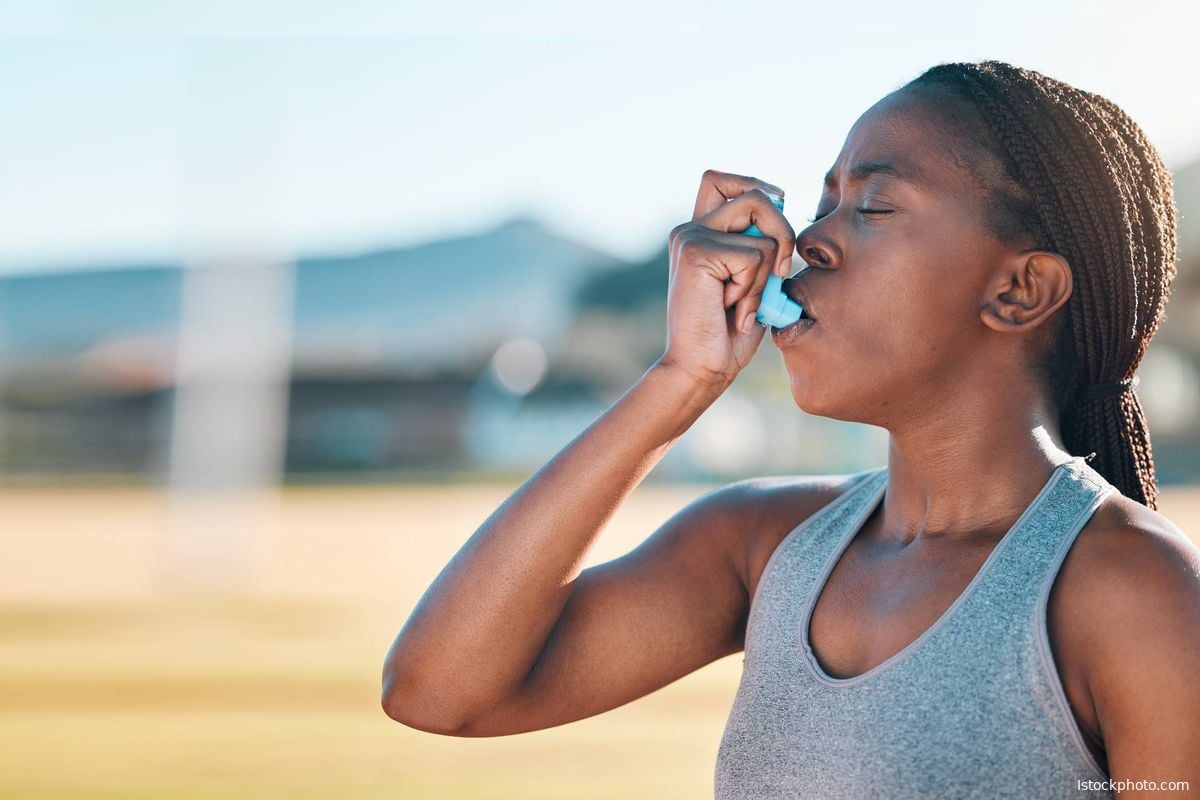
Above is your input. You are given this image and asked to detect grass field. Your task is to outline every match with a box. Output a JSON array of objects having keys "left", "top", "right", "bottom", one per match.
[{"left": 2, "top": 481, "right": 1198, "bottom": 798}]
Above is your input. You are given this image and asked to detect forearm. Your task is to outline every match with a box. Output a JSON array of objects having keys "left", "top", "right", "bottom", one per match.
[{"left": 381, "top": 359, "right": 725, "bottom": 729}]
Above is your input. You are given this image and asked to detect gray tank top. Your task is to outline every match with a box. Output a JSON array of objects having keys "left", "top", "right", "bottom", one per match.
[{"left": 715, "top": 455, "right": 1117, "bottom": 799}]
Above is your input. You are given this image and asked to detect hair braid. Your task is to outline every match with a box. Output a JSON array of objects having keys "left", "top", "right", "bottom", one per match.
[{"left": 903, "top": 61, "right": 1179, "bottom": 509}]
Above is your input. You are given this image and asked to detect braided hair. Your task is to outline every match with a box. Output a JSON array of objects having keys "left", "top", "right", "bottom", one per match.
[{"left": 899, "top": 61, "right": 1178, "bottom": 510}]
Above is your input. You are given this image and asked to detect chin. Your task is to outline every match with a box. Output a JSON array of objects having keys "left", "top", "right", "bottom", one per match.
[
  {"left": 787, "top": 374, "right": 827, "bottom": 416},
  {"left": 787, "top": 376, "right": 868, "bottom": 425}
]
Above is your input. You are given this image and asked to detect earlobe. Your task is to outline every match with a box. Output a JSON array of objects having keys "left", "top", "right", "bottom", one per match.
[{"left": 980, "top": 251, "right": 1073, "bottom": 334}]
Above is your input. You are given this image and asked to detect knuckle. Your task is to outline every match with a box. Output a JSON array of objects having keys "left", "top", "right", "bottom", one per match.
[
  {"left": 668, "top": 222, "right": 689, "bottom": 247},
  {"left": 678, "top": 236, "right": 703, "bottom": 260},
  {"left": 747, "top": 185, "right": 769, "bottom": 199}
]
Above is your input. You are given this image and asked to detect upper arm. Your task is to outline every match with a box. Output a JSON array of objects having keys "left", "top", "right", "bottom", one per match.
[
  {"left": 453, "top": 474, "right": 846, "bottom": 738},
  {"left": 1085, "top": 519, "right": 1200, "bottom": 793}
]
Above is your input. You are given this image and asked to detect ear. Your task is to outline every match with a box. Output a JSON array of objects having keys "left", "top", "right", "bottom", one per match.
[{"left": 979, "top": 250, "right": 1073, "bottom": 334}]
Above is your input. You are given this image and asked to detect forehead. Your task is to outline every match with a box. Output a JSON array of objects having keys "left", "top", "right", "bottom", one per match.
[{"left": 823, "top": 90, "right": 972, "bottom": 194}]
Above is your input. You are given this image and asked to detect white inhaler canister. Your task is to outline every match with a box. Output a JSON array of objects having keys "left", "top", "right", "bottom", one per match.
[{"left": 744, "top": 190, "right": 804, "bottom": 328}]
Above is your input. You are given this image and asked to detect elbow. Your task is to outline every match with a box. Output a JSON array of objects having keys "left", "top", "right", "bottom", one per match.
[
  {"left": 380, "top": 694, "right": 465, "bottom": 736},
  {"left": 380, "top": 673, "right": 470, "bottom": 736}
]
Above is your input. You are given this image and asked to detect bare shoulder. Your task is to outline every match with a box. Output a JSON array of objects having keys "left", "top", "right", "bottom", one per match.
[
  {"left": 703, "top": 471, "right": 876, "bottom": 607},
  {"left": 1054, "top": 492, "right": 1200, "bottom": 652},
  {"left": 1051, "top": 491, "right": 1200, "bottom": 779},
  {"left": 1057, "top": 492, "right": 1200, "bottom": 617}
]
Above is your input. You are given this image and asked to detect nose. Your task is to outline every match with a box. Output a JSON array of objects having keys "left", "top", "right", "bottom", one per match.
[
  {"left": 796, "top": 228, "right": 836, "bottom": 268},
  {"left": 798, "top": 241, "right": 832, "bottom": 267}
]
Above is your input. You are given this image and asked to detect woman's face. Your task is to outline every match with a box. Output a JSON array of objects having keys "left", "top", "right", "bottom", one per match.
[{"left": 775, "top": 88, "right": 1020, "bottom": 426}]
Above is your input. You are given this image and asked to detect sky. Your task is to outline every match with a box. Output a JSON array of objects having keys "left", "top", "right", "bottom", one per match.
[{"left": 1, "top": 0, "right": 1198, "bottom": 273}]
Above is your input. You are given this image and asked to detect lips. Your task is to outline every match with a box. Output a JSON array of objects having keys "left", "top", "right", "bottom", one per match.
[{"left": 782, "top": 278, "right": 817, "bottom": 322}]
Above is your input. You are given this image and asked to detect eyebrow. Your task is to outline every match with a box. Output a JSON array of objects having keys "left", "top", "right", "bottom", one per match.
[{"left": 823, "top": 161, "right": 920, "bottom": 189}]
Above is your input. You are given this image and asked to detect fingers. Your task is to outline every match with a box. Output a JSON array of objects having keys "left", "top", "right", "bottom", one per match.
[
  {"left": 671, "top": 228, "right": 769, "bottom": 292},
  {"left": 669, "top": 170, "right": 793, "bottom": 338},
  {"left": 693, "top": 169, "right": 785, "bottom": 223},
  {"left": 697, "top": 188, "right": 796, "bottom": 277},
  {"left": 669, "top": 225, "right": 775, "bottom": 335},
  {"left": 729, "top": 245, "right": 773, "bottom": 334},
  {"left": 706, "top": 231, "right": 773, "bottom": 310}
]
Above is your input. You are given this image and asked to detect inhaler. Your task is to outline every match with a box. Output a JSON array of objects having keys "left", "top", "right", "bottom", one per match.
[{"left": 743, "top": 190, "right": 805, "bottom": 329}]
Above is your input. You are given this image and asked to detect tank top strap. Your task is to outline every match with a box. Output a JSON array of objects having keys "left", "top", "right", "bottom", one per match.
[
  {"left": 742, "top": 466, "right": 887, "bottom": 668},
  {"left": 952, "top": 455, "right": 1119, "bottom": 629}
]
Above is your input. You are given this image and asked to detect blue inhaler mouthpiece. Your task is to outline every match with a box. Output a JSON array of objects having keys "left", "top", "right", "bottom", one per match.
[
  {"left": 742, "top": 190, "right": 804, "bottom": 329},
  {"left": 756, "top": 272, "right": 804, "bottom": 328}
]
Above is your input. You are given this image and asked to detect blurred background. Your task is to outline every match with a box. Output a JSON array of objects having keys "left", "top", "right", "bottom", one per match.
[{"left": 2, "top": 2, "right": 1199, "bottom": 798}]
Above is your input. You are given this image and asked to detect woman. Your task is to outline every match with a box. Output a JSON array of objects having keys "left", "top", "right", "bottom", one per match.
[{"left": 383, "top": 61, "right": 1200, "bottom": 797}]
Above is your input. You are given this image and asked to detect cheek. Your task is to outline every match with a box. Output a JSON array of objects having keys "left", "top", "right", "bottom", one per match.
[
  {"left": 840, "top": 268, "right": 931, "bottom": 361},
  {"left": 858, "top": 229, "right": 984, "bottom": 356},
  {"left": 778, "top": 226, "right": 985, "bottom": 409},
  {"left": 859, "top": 279, "right": 973, "bottom": 370},
  {"left": 790, "top": 274, "right": 965, "bottom": 397}
]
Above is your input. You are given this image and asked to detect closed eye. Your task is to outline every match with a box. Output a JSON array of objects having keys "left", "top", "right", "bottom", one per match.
[{"left": 806, "top": 208, "right": 894, "bottom": 222}]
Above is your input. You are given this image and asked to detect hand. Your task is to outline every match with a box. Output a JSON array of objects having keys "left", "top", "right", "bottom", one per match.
[{"left": 658, "top": 170, "right": 795, "bottom": 389}]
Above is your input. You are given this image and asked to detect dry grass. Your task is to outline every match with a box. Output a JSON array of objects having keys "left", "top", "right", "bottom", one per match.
[
  {"left": 0, "top": 483, "right": 740, "bottom": 799},
  {"left": 1, "top": 481, "right": 1197, "bottom": 798}
]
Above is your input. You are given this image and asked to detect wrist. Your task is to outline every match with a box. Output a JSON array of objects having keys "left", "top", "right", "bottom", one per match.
[{"left": 650, "top": 356, "right": 733, "bottom": 399}]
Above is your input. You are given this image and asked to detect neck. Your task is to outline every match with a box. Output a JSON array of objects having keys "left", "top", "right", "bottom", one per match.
[{"left": 877, "top": 383, "right": 1071, "bottom": 547}]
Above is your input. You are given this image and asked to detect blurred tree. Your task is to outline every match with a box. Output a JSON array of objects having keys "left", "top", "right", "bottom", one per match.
[{"left": 573, "top": 246, "right": 669, "bottom": 312}]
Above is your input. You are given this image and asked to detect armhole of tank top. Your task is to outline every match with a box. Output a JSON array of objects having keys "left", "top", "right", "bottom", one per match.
[
  {"left": 748, "top": 467, "right": 884, "bottom": 614},
  {"left": 1033, "top": 483, "right": 1117, "bottom": 783}
]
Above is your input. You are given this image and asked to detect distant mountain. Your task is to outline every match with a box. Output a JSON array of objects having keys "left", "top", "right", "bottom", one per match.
[
  {"left": 293, "top": 217, "right": 625, "bottom": 372},
  {"left": 0, "top": 265, "right": 181, "bottom": 357},
  {"left": 574, "top": 245, "right": 669, "bottom": 314},
  {"left": 1, "top": 158, "right": 1195, "bottom": 378},
  {"left": 0, "top": 217, "right": 629, "bottom": 373}
]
